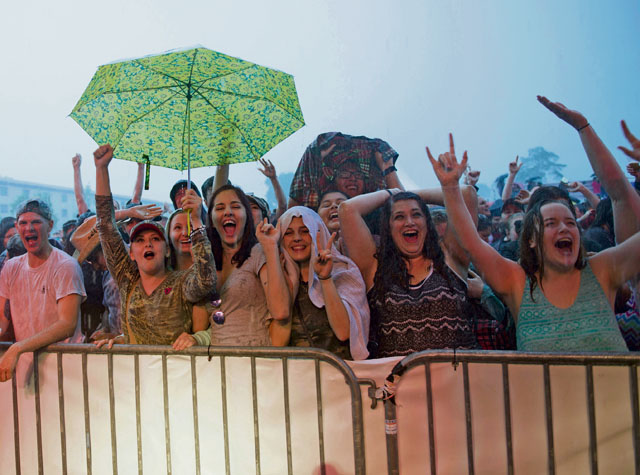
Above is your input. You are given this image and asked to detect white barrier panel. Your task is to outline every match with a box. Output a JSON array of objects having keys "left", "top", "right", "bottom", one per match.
[{"left": 1, "top": 347, "right": 638, "bottom": 474}]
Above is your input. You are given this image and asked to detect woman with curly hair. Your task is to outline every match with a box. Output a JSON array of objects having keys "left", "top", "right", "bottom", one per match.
[
  {"left": 429, "top": 134, "right": 636, "bottom": 352},
  {"left": 339, "top": 187, "right": 477, "bottom": 358}
]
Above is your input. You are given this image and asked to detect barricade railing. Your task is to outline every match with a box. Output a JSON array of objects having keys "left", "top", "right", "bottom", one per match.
[
  {"left": 379, "top": 350, "right": 640, "bottom": 475},
  {"left": 0, "top": 343, "right": 366, "bottom": 475}
]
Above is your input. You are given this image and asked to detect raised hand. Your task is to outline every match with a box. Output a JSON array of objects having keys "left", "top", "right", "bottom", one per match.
[
  {"left": 320, "top": 143, "right": 337, "bottom": 160},
  {"left": 256, "top": 218, "right": 281, "bottom": 248},
  {"left": 180, "top": 189, "right": 203, "bottom": 214},
  {"left": 537, "top": 95, "right": 589, "bottom": 131},
  {"left": 426, "top": 133, "right": 468, "bottom": 187},
  {"left": 93, "top": 144, "right": 114, "bottom": 168},
  {"left": 466, "top": 169, "right": 481, "bottom": 186},
  {"left": 258, "top": 158, "right": 277, "bottom": 179},
  {"left": 567, "top": 181, "right": 585, "bottom": 193},
  {"left": 72, "top": 153, "right": 82, "bottom": 169},
  {"left": 128, "top": 203, "right": 163, "bottom": 221},
  {"left": 508, "top": 156, "right": 522, "bottom": 175},
  {"left": 619, "top": 120, "right": 640, "bottom": 162},
  {"left": 312, "top": 231, "right": 337, "bottom": 280},
  {"left": 515, "top": 188, "right": 531, "bottom": 205},
  {"left": 627, "top": 163, "right": 640, "bottom": 179}
]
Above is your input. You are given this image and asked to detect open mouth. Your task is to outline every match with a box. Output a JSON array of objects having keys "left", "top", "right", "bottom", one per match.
[
  {"left": 329, "top": 211, "right": 339, "bottom": 221},
  {"left": 403, "top": 230, "right": 419, "bottom": 243},
  {"left": 143, "top": 250, "right": 155, "bottom": 259},
  {"left": 554, "top": 238, "right": 573, "bottom": 253},
  {"left": 222, "top": 220, "right": 237, "bottom": 237},
  {"left": 24, "top": 235, "right": 38, "bottom": 243}
]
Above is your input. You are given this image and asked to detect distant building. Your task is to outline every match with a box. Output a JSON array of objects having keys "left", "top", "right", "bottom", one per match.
[{"left": 0, "top": 176, "right": 143, "bottom": 232}]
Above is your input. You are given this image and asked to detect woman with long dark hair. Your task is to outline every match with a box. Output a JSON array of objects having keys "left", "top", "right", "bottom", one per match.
[
  {"left": 429, "top": 135, "right": 637, "bottom": 352},
  {"left": 192, "top": 183, "right": 290, "bottom": 346},
  {"left": 339, "top": 188, "right": 477, "bottom": 357}
]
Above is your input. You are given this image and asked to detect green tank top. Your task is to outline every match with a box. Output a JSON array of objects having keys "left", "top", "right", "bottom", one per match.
[{"left": 517, "top": 262, "right": 627, "bottom": 352}]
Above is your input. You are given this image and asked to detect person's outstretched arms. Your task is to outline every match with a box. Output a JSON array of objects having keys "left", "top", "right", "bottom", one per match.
[
  {"left": 567, "top": 181, "right": 600, "bottom": 209},
  {"left": 258, "top": 158, "right": 286, "bottom": 220},
  {"left": 502, "top": 156, "right": 521, "bottom": 202},
  {"left": 428, "top": 134, "right": 524, "bottom": 315},
  {"left": 72, "top": 153, "right": 89, "bottom": 215},
  {"left": 538, "top": 96, "right": 640, "bottom": 243}
]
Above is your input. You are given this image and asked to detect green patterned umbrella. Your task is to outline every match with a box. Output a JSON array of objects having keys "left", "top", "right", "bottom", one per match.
[{"left": 70, "top": 46, "right": 305, "bottom": 184}]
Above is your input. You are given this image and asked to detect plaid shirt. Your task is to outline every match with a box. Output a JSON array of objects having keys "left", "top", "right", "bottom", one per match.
[{"left": 289, "top": 132, "right": 398, "bottom": 209}]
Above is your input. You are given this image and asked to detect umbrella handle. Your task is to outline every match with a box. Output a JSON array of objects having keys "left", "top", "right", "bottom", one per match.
[{"left": 187, "top": 209, "right": 191, "bottom": 234}]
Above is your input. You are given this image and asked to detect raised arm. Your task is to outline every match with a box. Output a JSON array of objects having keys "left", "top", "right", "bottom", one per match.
[
  {"left": 0, "top": 293, "right": 81, "bottom": 382},
  {"left": 538, "top": 96, "right": 640, "bottom": 244},
  {"left": 258, "top": 158, "right": 287, "bottom": 220},
  {"left": 180, "top": 189, "right": 216, "bottom": 302},
  {"left": 338, "top": 189, "right": 395, "bottom": 288},
  {"left": 374, "top": 151, "right": 405, "bottom": 191},
  {"left": 427, "top": 135, "right": 524, "bottom": 312},
  {"left": 502, "top": 156, "right": 521, "bottom": 202},
  {"left": 567, "top": 181, "right": 600, "bottom": 209},
  {"left": 72, "top": 154, "right": 89, "bottom": 215},
  {"left": 256, "top": 219, "right": 291, "bottom": 321},
  {"left": 131, "top": 163, "right": 145, "bottom": 204},
  {"left": 212, "top": 164, "right": 229, "bottom": 195}
]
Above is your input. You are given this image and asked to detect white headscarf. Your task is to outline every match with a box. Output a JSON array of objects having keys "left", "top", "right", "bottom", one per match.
[{"left": 279, "top": 206, "right": 370, "bottom": 360}]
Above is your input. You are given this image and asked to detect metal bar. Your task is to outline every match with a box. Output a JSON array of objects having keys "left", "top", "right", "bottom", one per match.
[
  {"left": 250, "top": 356, "right": 261, "bottom": 475},
  {"left": 315, "top": 359, "right": 326, "bottom": 475},
  {"left": 57, "top": 353, "right": 68, "bottom": 475},
  {"left": 586, "top": 365, "right": 598, "bottom": 475},
  {"left": 162, "top": 355, "right": 172, "bottom": 474},
  {"left": 134, "top": 354, "right": 143, "bottom": 475},
  {"left": 463, "top": 362, "right": 475, "bottom": 475},
  {"left": 543, "top": 363, "right": 555, "bottom": 475},
  {"left": 191, "top": 356, "right": 201, "bottom": 475},
  {"left": 12, "top": 363, "right": 21, "bottom": 475},
  {"left": 629, "top": 364, "right": 640, "bottom": 473},
  {"left": 82, "top": 353, "right": 92, "bottom": 475},
  {"left": 220, "top": 356, "right": 230, "bottom": 475},
  {"left": 384, "top": 399, "right": 399, "bottom": 475},
  {"left": 34, "top": 352, "right": 43, "bottom": 475},
  {"left": 108, "top": 354, "right": 118, "bottom": 475},
  {"left": 282, "top": 357, "right": 293, "bottom": 475},
  {"left": 425, "top": 362, "right": 437, "bottom": 475},
  {"left": 502, "top": 363, "right": 514, "bottom": 475}
]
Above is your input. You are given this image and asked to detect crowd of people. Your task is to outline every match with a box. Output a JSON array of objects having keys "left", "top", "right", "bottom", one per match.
[{"left": 1, "top": 96, "right": 640, "bottom": 381}]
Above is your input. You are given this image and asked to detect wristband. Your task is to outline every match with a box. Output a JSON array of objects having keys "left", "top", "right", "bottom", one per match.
[
  {"left": 577, "top": 123, "right": 590, "bottom": 132},
  {"left": 190, "top": 225, "right": 206, "bottom": 238},
  {"left": 382, "top": 165, "right": 397, "bottom": 176},
  {"left": 317, "top": 274, "right": 332, "bottom": 281},
  {"left": 385, "top": 189, "right": 393, "bottom": 197}
]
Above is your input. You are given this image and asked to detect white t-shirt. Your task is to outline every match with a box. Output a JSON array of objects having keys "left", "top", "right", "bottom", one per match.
[{"left": 0, "top": 248, "right": 86, "bottom": 343}]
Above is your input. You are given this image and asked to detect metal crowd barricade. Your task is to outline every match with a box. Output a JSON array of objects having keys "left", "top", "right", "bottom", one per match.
[
  {"left": 0, "top": 343, "right": 366, "bottom": 475},
  {"left": 380, "top": 350, "right": 640, "bottom": 475}
]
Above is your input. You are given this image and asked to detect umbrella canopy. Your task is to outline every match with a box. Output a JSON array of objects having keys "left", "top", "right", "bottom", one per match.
[{"left": 70, "top": 47, "right": 305, "bottom": 171}]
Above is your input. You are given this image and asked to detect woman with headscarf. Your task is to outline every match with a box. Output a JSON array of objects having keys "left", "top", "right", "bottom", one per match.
[{"left": 278, "top": 207, "right": 369, "bottom": 360}]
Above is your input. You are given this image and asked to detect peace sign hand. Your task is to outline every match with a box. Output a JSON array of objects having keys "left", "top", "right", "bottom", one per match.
[
  {"left": 426, "top": 133, "right": 468, "bottom": 187},
  {"left": 619, "top": 120, "right": 640, "bottom": 162},
  {"left": 256, "top": 218, "right": 281, "bottom": 249},
  {"left": 508, "top": 156, "right": 522, "bottom": 176},
  {"left": 312, "top": 231, "right": 337, "bottom": 281}
]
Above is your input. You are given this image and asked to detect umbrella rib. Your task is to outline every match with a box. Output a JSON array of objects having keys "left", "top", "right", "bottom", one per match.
[
  {"left": 95, "top": 85, "right": 185, "bottom": 97},
  {"left": 191, "top": 88, "right": 261, "bottom": 161},
  {"left": 194, "top": 85, "right": 304, "bottom": 122},
  {"left": 181, "top": 49, "right": 199, "bottom": 171}
]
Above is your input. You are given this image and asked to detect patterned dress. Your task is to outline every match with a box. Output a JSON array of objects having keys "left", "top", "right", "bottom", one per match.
[{"left": 367, "top": 266, "right": 477, "bottom": 357}]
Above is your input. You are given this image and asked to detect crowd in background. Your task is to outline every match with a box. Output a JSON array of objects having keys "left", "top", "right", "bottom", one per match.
[{"left": 1, "top": 96, "right": 640, "bottom": 381}]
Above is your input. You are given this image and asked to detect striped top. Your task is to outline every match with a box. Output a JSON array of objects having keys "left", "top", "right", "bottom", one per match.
[{"left": 517, "top": 262, "right": 627, "bottom": 352}]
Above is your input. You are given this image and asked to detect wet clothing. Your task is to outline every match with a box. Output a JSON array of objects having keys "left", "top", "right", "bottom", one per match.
[
  {"left": 517, "top": 262, "right": 627, "bottom": 352},
  {"left": 289, "top": 132, "right": 398, "bottom": 209},
  {"left": 368, "top": 265, "right": 477, "bottom": 358},
  {"left": 0, "top": 248, "right": 85, "bottom": 343},
  {"left": 290, "top": 281, "right": 350, "bottom": 360},
  {"left": 96, "top": 195, "right": 215, "bottom": 345}
]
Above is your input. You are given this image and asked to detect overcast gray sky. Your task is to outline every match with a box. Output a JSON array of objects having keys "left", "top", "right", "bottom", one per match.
[{"left": 1, "top": 0, "right": 639, "bottom": 205}]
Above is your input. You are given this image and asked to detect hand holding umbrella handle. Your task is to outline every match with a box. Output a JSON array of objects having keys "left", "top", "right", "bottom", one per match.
[{"left": 181, "top": 189, "right": 203, "bottom": 231}]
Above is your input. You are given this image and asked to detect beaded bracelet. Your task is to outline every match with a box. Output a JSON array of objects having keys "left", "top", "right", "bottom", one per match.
[{"left": 189, "top": 225, "right": 206, "bottom": 238}]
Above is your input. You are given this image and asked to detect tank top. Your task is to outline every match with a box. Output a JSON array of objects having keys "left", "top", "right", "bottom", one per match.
[{"left": 517, "top": 262, "right": 627, "bottom": 352}]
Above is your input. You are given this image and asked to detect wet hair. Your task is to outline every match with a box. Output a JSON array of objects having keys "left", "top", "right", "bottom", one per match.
[
  {"left": 519, "top": 199, "right": 586, "bottom": 300},
  {"left": 526, "top": 185, "right": 574, "bottom": 214},
  {"left": 370, "top": 192, "right": 447, "bottom": 302},
  {"left": 591, "top": 198, "right": 614, "bottom": 240},
  {"left": 206, "top": 184, "right": 256, "bottom": 270}
]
